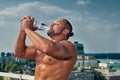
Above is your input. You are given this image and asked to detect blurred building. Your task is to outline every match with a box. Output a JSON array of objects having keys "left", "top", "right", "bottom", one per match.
[
  {"left": 76, "top": 55, "right": 99, "bottom": 68},
  {"left": 69, "top": 70, "right": 94, "bottom": 80},
  {"left": 74, "top": 41, "right": 85, "bottom": 55}
]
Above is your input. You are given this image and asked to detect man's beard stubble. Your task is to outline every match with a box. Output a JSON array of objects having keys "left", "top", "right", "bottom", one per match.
[{"left": 47, "top": 29, "right": 62, "bottom": 37}]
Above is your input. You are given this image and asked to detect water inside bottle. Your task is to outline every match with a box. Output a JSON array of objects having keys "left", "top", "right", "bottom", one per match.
[{"left": 34, "top": 21, "right": 49, "bottom": 31}]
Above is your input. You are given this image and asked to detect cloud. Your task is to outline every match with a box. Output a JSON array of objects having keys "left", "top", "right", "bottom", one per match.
[
  {"left": 77, "top": 0, "right": 90, "bottom": 6},
  {"left": 105, "top": 24, "right": 120, "bottom": 33},
  {"left": 84, "top": 19, "right": 120, "bottom": 36},
  {"left": 0, "top": 1, "right": 70, "bottom": 17},
  {"left": 0, "top": 1, "right": 73, "bottom": 28},
  {"left": 0, "top": 1, "right": 85, "bottom": 31}
]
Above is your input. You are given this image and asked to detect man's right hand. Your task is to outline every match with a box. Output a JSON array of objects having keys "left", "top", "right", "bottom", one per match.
[{"left": 20, "top": 16, "right": 37, "bottom": 32}]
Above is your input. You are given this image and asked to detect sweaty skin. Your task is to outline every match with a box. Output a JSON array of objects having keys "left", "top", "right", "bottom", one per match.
[{"left": 14, "top": 16, "right": 77, "bottom": 80}]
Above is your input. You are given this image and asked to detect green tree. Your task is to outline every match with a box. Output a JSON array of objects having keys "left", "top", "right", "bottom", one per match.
[
  {"left": 5, "top": 64, "right": 11, "bottom": 72},
  {"left": 4, "top": 58, "right": 22, "bottom": 72},
  {"left": 0, "top": 76, "right": 3, "bottom": 80},
  {"left": 10, "top": 64, "right": 18, "bottom": 72}
]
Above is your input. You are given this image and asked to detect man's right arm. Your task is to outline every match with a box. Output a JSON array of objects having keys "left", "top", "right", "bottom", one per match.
[{"left": 14, "top": 31, "right": 37, "bottom": 60}]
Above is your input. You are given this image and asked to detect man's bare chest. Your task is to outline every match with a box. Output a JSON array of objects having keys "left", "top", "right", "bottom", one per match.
[{"left": 35, "top": 50, "right": 58, "bottom": 65}]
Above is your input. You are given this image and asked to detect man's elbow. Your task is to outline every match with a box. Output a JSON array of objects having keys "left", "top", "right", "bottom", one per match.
[
  {"left": 14, "top": 46, "right": 27, "bottom": 57},
  {"left": 14, "top": 50, "right": 20, "bottom": 57},
  {"left": 13, "top": 49, "right": 24, "bottom": 57},
  {"left": 13, "top": 49, "right": 18, "bottom": 56}
]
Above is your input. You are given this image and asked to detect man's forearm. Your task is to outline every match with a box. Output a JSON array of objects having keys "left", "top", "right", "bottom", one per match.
[
  {"left": 25, "top": 28, "right": 52, "bottom": 53},
  {"left": 14, "top": 31, "right": 27, "bottom": 54}
]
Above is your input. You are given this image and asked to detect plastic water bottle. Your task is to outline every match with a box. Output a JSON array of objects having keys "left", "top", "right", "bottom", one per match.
[{"left": 34, "top": 20, "right": 49, "bottom": 31}]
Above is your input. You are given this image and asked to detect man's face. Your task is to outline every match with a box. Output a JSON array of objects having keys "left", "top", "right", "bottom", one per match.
[{"left": 47, "top": 19, "right": 66, "bottom": 37}]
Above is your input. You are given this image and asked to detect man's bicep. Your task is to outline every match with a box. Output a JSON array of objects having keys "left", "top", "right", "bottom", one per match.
[{"left": 20, "top": 45, "right": 37, "bottom": 60}]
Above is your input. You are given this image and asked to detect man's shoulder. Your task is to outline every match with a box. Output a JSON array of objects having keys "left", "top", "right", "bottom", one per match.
[
  {"left": 60, "top": 40, "right": 76, "bottom": 49},
  {"left": 60, "top": 40, "right": 77, "bottom": 54},
  {"left": 60, "top": 40, "right": 74, "bottom": 45}
]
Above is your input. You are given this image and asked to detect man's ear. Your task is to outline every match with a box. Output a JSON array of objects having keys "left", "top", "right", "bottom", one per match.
[{"left": 63, "top": 29, "right": 70, "bottom": 35}]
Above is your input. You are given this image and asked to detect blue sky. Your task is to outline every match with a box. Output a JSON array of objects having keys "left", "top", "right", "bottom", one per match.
[{"left": 0, "top": 0, "right": 120, "bottom": 53}]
